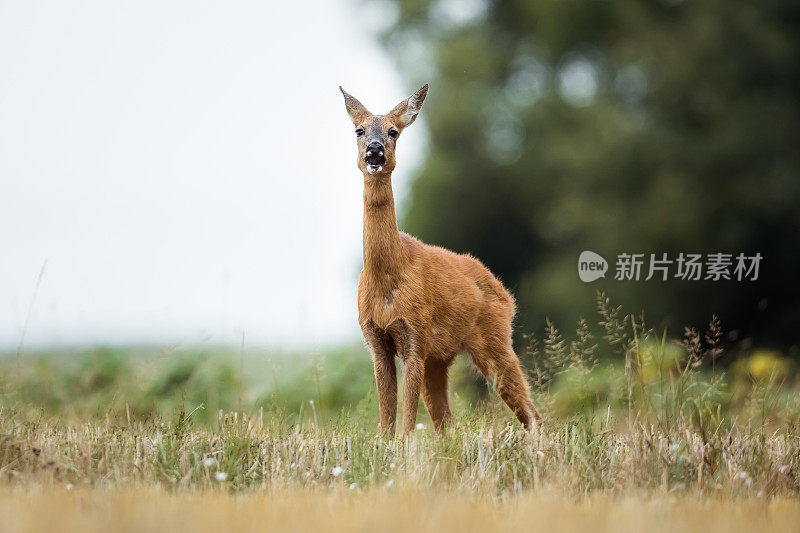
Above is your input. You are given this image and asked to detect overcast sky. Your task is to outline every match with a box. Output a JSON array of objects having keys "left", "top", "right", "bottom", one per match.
[{"left": 0, "top": 1, "right": 425, "bottom": 350}]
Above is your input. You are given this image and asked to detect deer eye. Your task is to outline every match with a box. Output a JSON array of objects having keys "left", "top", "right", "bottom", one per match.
[
  {"left": 388, "top": 129, "right": 399, "bottom": 139},
  {"left": 355, "top": 128, "right": 365, "bottom": 137}
]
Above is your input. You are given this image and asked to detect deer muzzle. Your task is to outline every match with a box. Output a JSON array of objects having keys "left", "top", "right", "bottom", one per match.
[{"left": 365, "top": 142, "right": 386, "bottom": 174}]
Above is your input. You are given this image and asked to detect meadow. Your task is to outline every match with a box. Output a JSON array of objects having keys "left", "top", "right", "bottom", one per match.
[{"left": 2, "top": 294, "right": 799, "bottom": 531}]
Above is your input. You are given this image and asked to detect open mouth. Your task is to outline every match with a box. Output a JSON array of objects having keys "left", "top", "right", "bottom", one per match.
[{"left": 365, "top": 153, "right": 385, "bottom": 174}]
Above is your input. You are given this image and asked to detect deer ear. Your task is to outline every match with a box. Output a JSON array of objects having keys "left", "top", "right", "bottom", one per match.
[
  {"left": 340, "top": 86, "right": 371, "bottom": 125},
  {"left": 388, "top": 84, "right": 428, "bottom": 129}
]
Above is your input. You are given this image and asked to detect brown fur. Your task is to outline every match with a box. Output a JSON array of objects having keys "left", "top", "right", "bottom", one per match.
[{"left": 340, "top": 85, "right": 542, "bottom": 436}]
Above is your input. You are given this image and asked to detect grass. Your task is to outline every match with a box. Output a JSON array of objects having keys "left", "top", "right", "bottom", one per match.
[
  {"left": 1, "top": 292, "right": 799, "bottom": 530},
  {"left": 1, "top": 404, "right": 798, "bottom": 496},
  {"left": 2, "top": 488, "right": 800, "bottom": 533}
]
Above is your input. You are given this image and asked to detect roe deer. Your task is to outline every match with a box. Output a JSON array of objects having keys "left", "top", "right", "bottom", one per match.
[{"left": 340, "top": 84, "right": 542, "bottom": 436}]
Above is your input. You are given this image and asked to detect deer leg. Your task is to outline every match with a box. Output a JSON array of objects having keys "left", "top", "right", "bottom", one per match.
[
  {"left": 386, "top": 319, "right": 424, "bottom": 435},
  {"left": 470, "top": 344, "right": 542, "bottom": 430},
  {"left": 402, "top": 356, "right": 424, "bottom": 434},
  {"left": 362, "top": 321, "right": 397, "bottom": 436},
  {"left": 422, "top": 357, "right": 453, "bottom": 433}
]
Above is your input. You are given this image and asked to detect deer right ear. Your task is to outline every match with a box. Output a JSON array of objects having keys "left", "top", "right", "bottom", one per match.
[
  {"left": 340, "top": 86, "right": 371, "bottom": 125},
  {"left": 388, "top": 84, "right": 428, "bottom": 129}
]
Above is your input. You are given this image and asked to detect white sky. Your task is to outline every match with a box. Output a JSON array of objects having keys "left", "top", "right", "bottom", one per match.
[{"left": 0, "top": 1, "right": 424, "bottom": 350}]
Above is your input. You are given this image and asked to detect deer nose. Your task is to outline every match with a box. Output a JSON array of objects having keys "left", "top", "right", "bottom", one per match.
[{"left": 366, "top": 142, "right": 384, "bottom": 156}]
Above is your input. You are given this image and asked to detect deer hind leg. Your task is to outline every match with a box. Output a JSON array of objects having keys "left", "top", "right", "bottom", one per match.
[
  {"left": 470, "top": 341, "right": 542, "bottom": 430},
  {"left": 362, "top": 320, "right": 397, "bottom": 436},
  {"left": 421, "top": 356, "right": 454, "bottom": 433}
]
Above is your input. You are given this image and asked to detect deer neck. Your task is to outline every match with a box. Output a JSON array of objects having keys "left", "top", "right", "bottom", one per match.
[{"left": 362, "top": 174, "right": 406, "bottom": 276}]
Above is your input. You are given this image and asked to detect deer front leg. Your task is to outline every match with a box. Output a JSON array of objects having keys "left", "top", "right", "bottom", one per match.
[
  {"left": 401, "top": 355, "right": 424, "bottom": 434},
  {"left": 373, "top": 348, "right": 398, "bottom": 435},
  {"left": 386, "top": 319, "right": 423, "bottom": 434},
  {"left": 363, "top": 321, "right": 397, "bottom": 435}
]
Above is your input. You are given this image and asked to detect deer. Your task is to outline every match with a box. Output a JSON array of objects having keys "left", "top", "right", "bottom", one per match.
[{"left": 340, "top": 84, "right": 542, "bottom": 436}]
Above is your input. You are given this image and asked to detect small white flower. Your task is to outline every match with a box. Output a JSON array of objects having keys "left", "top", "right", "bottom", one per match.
[
  {"left": 536, "top": 450, "right": 545, "bottom": 459},
  {"left": 349, "top": 482, "right": 358, "bottom": 490},
  {"left": 203, "top": 458, "right": 215, "bottom": 468},
  {"left": 668, "top": 443, "right": 680, "bottom": 452},
  {"left": 757, "top": 491, "right": 764, "bottom": 498},
  {"left": 389, "top": 462, "right": 396, "bottom": 469},
  {"left": 415, "top": 423, "right": 424, "bottom": 430},
  {"left": 385, "top": 478, "right": 394, "bottom": 487},
  {"left": 215, "top": 472, "right": 228, "bottom": 481},
  {"left": 332, "top": 466, "right": 343, "bottom": 477},
  {"left": 65, "top": 483, "right": 74, "bottom": 491},
  {"left": 737, "top": 471, "right": 749, "bottom": 480},
  {"left": 779, "top": 465, "right": 790, "bottom": 475}
]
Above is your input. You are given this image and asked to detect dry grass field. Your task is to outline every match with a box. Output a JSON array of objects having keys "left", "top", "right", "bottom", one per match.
[
  {"left": 2, "top": 487, "right": 800, "bottom": 533},
  {"left": 2, "top": 296, "right": 799, "bottom": 531},
  {"left": 1, "top": 406, "right": 798, "bottom": 532}
]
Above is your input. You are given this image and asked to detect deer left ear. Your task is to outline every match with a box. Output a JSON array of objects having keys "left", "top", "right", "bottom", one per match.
[
  {"left": 388, "top": 84, "right": 428, "bottom": 129},
  {"left": 340, "top": 86, "right": 372, "bottom": 125}
]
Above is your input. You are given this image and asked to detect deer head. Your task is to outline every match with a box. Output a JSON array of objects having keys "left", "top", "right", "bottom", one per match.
[{"left": 340, "top": 84, "right": 428, "bottom": 176}]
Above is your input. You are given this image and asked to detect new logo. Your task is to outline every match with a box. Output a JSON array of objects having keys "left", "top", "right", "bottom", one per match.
[{"left": 578, "top": 251, "right": 608, "bottom": 282}]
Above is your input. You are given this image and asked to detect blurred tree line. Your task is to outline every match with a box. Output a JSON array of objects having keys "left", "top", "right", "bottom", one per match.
[{"left": 378, "top": 0, "right": 800, "bottom": 355}]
